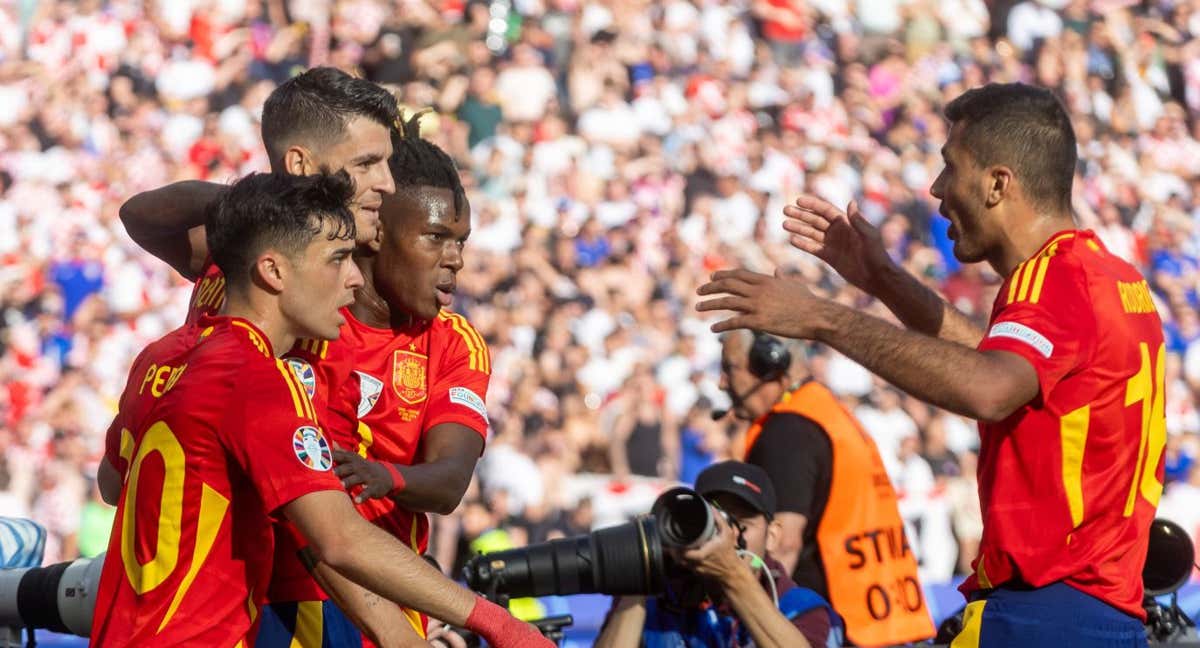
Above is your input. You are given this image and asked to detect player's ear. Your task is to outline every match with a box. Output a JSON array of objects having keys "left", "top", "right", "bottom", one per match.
[
  {"left": 283, "top": 145, "right": 318, "bottom": 176},
  {"left": 253, "top": 251, "right": 287, "bottom": 293},
  {"left": 984, "top": 165, "right": 1013, "bottom": 208}
]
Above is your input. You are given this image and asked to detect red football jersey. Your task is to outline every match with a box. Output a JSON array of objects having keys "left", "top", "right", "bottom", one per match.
[
  {"left": 186, "top": 257, "right": 226, "bottom": 324},
  {"left": 964, "top": 230, "right": 1165, "bottom": 619},
  {"left": 106, "top": 256, "right": 225, "bottom": 472},
  {"left": 91, "top": 316, "right": 343, "bottom": 647},
  {"left": 103, "top": 322, "right": 205, "bottom": 477},
  {"left": 268, "top": 308, "right": 491, "bottom": 602}
]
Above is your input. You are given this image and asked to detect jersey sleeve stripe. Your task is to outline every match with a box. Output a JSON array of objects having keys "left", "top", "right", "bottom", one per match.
[
  {"left": 289, "top": 369, "right": 318, "bottom": 421},
  {"left": 1006, "top": 261, "right": 1027, "bottom": 305},
  {"left": 451, "top": 313, "right": 491, "bottom": 373},
  {"left": 275, "top": 360, "right": 308, "bottom": 419},
  {"left": 1028, "top": 255, "right": 1052, "bottom": 304},
  {"left": 1028, "top": 241, "right": 1065, "bottom": 304},
  {"left": 440, "top": 312, "right": 485, "bottom": 372},
  {"left": 1015, "top": 257, "right": 1039, "bottom": 302},
  {"left": 231, "top": 321, "right": 270, "bottom": 357}
]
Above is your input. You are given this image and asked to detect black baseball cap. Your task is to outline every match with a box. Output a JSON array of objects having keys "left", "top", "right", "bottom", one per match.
[{"left": 694, "top": 461, "right": 777, "bottom": 520}]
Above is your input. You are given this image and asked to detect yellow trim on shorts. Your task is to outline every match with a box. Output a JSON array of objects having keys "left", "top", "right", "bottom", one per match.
[
  {"left": 951, "top": 599, "right": 987, "bottom": 648},
  {"left": 289, "top": 600, "right": 324, "bottom": 647}
]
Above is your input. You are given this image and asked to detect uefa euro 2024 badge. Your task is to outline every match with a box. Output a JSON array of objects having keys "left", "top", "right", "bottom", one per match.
[{"left": 293, "top": 426, "right": 333, "bottom": 471}]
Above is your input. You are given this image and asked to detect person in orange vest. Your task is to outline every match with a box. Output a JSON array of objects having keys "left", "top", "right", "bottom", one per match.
[{"left": 715, "top": 329, "right": 935, "bottom": 647}]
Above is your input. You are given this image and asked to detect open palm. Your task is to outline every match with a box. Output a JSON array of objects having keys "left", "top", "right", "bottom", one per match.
[{"left": 782, "top": 195, "right": 891, "bottom": 292}]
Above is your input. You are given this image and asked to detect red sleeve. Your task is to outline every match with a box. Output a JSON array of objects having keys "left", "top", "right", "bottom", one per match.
[
  {"left": 978, "top": 252, "right": 1094, "bottom": 399},
  {"left": 220, "top": 358, "right": 343, "bottom": 515},
  {"left": 425, "top": 318, "right": 492, "bottom": 440}
]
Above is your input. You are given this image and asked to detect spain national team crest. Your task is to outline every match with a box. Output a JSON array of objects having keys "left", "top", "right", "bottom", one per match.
[
  {"left": 392, "top": 349, "right": 428, "bottom": 405},
  {"left": 286, "top": 358, "right": 317, "bottom": 399},
  {"left": 293, "top": 426, "right": 332, "bottom": 471}
]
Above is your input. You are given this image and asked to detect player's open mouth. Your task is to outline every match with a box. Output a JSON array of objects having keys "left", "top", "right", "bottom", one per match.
[{"left": 436, "top": 284, "right": 455, "bottom": 307}]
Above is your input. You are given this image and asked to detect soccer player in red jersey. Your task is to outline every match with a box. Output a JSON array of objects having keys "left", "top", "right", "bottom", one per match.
[
  {"left": 697, "top": 83, "right": 1162, "bottom": 647},
  {"left": 99, "top": 69, "right": 417, "bottom": 643},
  {"left": 92, "top": 171, "right": 550, "bottom": 648},
  {"left": 262, "top": 112, "right": 491, "bottom": 646},
  {"left": 101, "top": 67, "right": 395, "bottom": 484},
  {"left": 119, "top": 66, "right": 397, "bottom": 322}
]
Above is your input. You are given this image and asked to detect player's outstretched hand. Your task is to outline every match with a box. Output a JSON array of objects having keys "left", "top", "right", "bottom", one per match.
[
  {"left": 696, "top": 268, "right": 830, "bottom": 340},
  {"left": 332, "top": 448, "right": 397, "bottom": 503},
  {"left": 783, "top": 195, "right": 891, "bottom": 293}
]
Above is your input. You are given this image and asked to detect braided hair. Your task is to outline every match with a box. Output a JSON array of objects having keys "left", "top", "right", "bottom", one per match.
[{"left": 389, "top": 109, "right": 467, "bottom": 218}]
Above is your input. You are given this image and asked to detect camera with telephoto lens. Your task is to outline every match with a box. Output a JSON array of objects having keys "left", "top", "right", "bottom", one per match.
[
  {"left": 0, "top": 553, "right": 104, "bottom": 647},
  {"left": 462, "top": 486, "right": 733, "bottom": 603}
]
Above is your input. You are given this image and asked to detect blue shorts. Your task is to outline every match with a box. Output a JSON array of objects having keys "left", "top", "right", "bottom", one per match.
[
  {"left": 256, "top": 600, "right": 363, "bottom": 648},
  {"left": 951, "top": 582, "right": 1147, "bottom": 648}
]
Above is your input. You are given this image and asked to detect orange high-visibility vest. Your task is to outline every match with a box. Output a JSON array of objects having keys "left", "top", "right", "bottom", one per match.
[{"left": 745, "top": 382, "right": 935, "bottom": 647}]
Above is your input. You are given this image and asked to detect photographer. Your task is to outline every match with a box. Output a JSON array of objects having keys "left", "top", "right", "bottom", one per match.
[{"left": 595, "top": 461, "right": 841, "bottom": 648}]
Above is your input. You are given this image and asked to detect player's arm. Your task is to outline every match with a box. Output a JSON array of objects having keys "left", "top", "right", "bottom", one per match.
[
  {"left": 284, "top": 490, "right": 552, "bottom": 648},
  {"left": 332, "top": 424, "right": 483, "bottom": 513},
  {"left": 697, "top": 270, "right": 1039, "bottom": 422},
  {"left": 783, "top": 195, "right": 985, "bottom": 347},
  {"left": 119, "top": 180, "right": 228, "bottom": 280},
  {"left": 335, "top": 322, "right": 491, "bottom": 511},
  {"left": 97, "top": 457, "right": 122, "bottom": 506},
  {"left": 302, "top": 557, "right": 429, "bottom": 648}
]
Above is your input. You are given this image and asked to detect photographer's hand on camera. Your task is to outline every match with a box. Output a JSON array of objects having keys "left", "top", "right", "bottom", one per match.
[
  {"left": 681, "top": 506, "right": 746, "bottom": 581},
  {"left": 683, "top": 507, "right": 815, "bottom": 648}
]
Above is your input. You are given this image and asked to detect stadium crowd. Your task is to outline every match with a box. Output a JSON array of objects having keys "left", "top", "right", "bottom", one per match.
[{"left": 0, "top": 0, "right": 1198, "bottom": 594}]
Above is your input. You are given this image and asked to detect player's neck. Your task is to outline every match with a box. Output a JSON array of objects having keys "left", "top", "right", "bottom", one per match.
[
  {"left": 221, "top": 295, "right": 291, "bottom": 358},
  {"left": 348, "top": 293, "right": 410, "bottom": 330},
  {"left": 349, "top": 257, "right": 414, "bottom": 330},
  {"left": 990, "top": 214, "right": 1076, "bottom": 277}
]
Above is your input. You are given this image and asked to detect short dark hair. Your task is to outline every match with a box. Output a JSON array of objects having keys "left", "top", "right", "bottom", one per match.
[
  {"left": 261, "top": 67, "right": 397, "bottom": 167},
  {"left": 389, "top": 110, "right": 467, "bottom": 216},
  {"left": 207, "top": 172, "right": 356, "bottom": 292},
  {"left": 944, "top": 83, "right": 1077, "bottom": 213}
]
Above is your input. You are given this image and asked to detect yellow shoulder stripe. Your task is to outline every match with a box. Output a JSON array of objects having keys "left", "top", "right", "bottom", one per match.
[
  {"left": 438, "top": 312, "right": 491, "bottom": 373},
  {"left": 275, "top": 360, "right": 308, "bottom": 419},
  {"left": 297, "top": 339, "right": 328, "bottom": 359},
  {"left": 1007, "top": 234, "right": 1073, "bottom": 305},
  {"left": 231, "top": 321, "right": 270, "bottom": 358}
]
